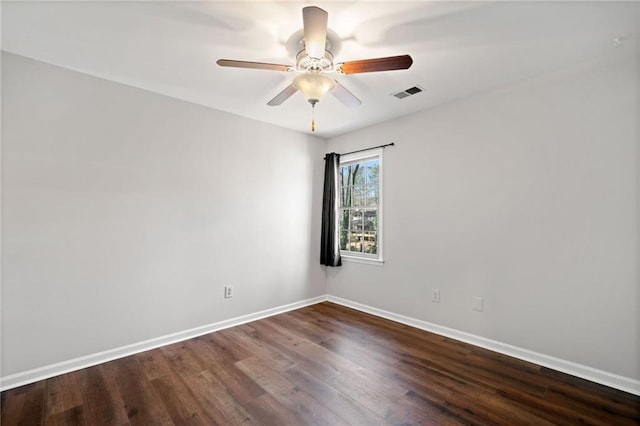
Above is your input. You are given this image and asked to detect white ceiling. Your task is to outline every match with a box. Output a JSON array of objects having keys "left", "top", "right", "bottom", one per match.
[{"left": 2, "top": 1, "right": 638, "bottom": 138}]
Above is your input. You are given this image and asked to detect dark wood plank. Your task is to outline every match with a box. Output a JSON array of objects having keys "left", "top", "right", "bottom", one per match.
[
  {"left": 268, "top": 310, "right": 329, "bottom": 344},
  {"left": 243, "top": 393, "right": 301, "bottom": 425},
  {"left": 135, "top": 348, "right": 173, "bottom": 380},
  {"left": 443, "top": 384, "right": 555, "bottom": 425},
  {"left": 543, "top": 386, "right": 640, "bottom": 425},
  {"left": 151, "top": 371, "right": 215, "bottom": 425},
  {"left": 111, "top": 356, "right": 174, "bottom": 425},
  {"left": 384, "top": 394, "right": 463, "bottom": 426},
  {"left": 160, "top": 341, "right": 207, "bottom": 377},
  {"left": 248, "top": 318, "right": 354, "bottom": 382},
  {"left": 21, "top": 382, "right": 47, "bottom": 425},
  {"left": 2, "top": 382, "right": 46, "bottom": 426},
  {"left": 207, "top": 331, "right": 255, "bottom": 363},
  {"left": 326, "top": 368, "right": 404, "bottom": 419},
  {"left": 79, "top": 365, "right": 129, "bottom": 425},
  {"left": 44, "top": 406, "right": 85, "bottom": 426},
  {"left": 186, "top": 338, "right": 266, "bottom": 405},
  {"left": 281, "top": 367, "right": 387, "bottom": 425},
  {"left": 236, "top": 356, "right": 348, "bottom": 425},
  {"left": 2, "top": 301, "right": 639, "bottom": 426},
  {"left": 221, "top": 327, "right": 295, "bottom": 372},
  {"left": 186, "top": 370, "right": 256, "bottom": 425},
  {"left": 399, "top": 390, "right": 469, "bottom": 426},
  {"left": 541, "top": 366, "right": 640, "bottom": 406},
  {"left": 1, "top": 390, "right": 26, "bottom": 426},
  {"left": 45, "top": 371, "right": 83, "bottom": 416}
]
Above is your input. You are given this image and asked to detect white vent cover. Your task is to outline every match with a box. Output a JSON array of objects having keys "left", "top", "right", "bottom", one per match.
[{"left": 392, "top": 85, "right": 424, "bottom": 99}]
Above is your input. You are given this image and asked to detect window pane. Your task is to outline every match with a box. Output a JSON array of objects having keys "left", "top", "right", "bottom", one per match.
[
  {"left": 341, "top": 187, "right": 350, "bottom": 208},
  {"left": 352, "top": 163, "right": 365, "bottom": 185},
  {"left": 366, "top": 160, "right": 379, "bottom": 184},
  {"left": 339, "top": 230, "right": 348, "bottom": 250},
  {"left": 352, "top": 185, "right": 365, "bottom": 207},
  {"left": 362, "top": 209, "right": 377, "bottom": 231},
  {"left": 338, "top": 153, "right": 382, "bottom": 261},
  {"left": 339, "top": 209, "right": 349, "bottom": 230},
  {"left": 350, "top": 209, "right": 364, "bottom": 231},
  {"left": 364, "top": 231, "right": 377, "bottom": 254},
  {"left": 340, "top": 165, "right": 351, "bottom": 188},
  {"left": 365, "top": 186, "right": 379, "bottom": 207},
  {"left": 348, "top": 232, "right": 363, "bottom": 252}
]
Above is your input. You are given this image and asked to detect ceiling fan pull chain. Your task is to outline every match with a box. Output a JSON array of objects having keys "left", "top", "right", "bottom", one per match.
[{"left": 311, "top": 102, "right": 316, "bottom": 132}]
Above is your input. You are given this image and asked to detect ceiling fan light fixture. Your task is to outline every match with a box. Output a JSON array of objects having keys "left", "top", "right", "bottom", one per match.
[
  {"left": 293, "top": 73, "right": 335, "bottom": 103},
  {"left": 217, "top": 5, "right": 413, "bottom": 131}
]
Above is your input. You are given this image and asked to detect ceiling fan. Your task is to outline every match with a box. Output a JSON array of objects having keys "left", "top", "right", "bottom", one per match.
[{"left": 217, "top": 6, "right": 413, "bottom": 131}]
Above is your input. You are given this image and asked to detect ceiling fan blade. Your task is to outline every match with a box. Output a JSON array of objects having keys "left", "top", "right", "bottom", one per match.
[
  {"left": 267, "top": 84, "right": 298, "bottom": 106},
  {"left": 338, "top": 55, "right": 413, "bottom": 74},
  {"left": 331, "top": 81, "right": 361, "bottom": 108},
  {"left": 217, "top": 59, "right": 292, "bottom": 72},
  {"left": 302, "top": 6, "right": 328, "bottom": 58}
]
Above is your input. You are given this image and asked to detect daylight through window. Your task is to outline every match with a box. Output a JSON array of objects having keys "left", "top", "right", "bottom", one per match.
[{"left": 339, "top": 149, "right": 383, "bottom": 263}]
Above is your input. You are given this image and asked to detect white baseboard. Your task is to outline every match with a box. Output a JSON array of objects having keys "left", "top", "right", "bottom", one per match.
[
  {"left": 0, "top": 295, "right": 328, "bottom": 391},
  {"left": 3, "top": 294, "right": 638, "bottom": 397},
  {"left": 327, "top": 295, "right": 640, "bottom": 396}
]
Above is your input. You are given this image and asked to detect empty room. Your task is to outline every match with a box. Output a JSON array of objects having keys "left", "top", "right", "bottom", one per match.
[{"left": 1, "top": 1, "right": 639, "bottom": 424}]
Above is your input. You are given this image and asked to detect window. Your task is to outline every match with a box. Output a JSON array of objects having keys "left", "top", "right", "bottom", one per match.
[{"left": 338, "top": 149, "right": 383, "bottom": 264}]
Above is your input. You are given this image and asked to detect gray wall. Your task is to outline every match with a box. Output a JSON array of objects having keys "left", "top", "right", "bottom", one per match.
[
  {"left": 327, "top": 52, "right": 639, "bottom": 380},
  {"left": 1, "top": 52, "right": 326, "bottom": 376}
]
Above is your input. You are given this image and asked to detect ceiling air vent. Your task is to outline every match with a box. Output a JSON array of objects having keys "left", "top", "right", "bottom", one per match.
[{"left": 392, "top": 85, "right": 424, "bottom": 99}]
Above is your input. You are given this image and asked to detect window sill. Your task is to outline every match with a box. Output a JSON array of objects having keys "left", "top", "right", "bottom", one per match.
[{"left": 340, "top": 255, "right": 384, "bottom": 266}]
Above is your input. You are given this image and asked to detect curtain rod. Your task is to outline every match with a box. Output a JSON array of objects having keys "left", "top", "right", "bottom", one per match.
[{"left": 323, "top": 142, "right": 394, "bottom": 160}]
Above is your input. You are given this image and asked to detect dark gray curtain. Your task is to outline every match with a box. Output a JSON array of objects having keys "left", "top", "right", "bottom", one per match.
[{"left": 320, "top": 153, "right": 342, "bottom": 267}]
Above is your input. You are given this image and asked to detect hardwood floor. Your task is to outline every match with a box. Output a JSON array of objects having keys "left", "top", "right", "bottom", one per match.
[{"left": 2, "top": 302, "right": 639, "bottom": 425}]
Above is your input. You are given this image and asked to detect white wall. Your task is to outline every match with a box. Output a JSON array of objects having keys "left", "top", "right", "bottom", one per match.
[
  {"left": 2, "top": 42, "right": 639, "bottom": 387},
  {"left": 636, "top": 3, "right": 640, "bottom": 381},
  {"left": 1, "top": 52, "right": 326, "bottom": 376},
  {"left": 327, "top": 52, "right": 639, "bottom": 380}
]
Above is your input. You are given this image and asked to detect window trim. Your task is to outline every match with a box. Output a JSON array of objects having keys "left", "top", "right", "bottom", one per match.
[{"left": 339, "top": 148, "right": 384, "bottom": 265}]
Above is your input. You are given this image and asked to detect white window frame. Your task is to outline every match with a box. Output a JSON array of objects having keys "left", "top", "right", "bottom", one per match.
[{"left": 339, "top": 148, "right": 384, "bottom": 265}]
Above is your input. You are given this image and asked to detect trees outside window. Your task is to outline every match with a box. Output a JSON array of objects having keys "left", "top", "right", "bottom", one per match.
[{"left": 338, "top": 150, "right": 383, "bottom": 263}]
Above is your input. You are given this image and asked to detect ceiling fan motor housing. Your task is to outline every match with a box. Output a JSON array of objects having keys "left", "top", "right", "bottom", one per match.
[{"left": 296, "top": 49, "right": 334, "bottom": 73}]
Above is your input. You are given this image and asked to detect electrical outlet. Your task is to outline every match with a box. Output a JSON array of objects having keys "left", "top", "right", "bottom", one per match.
[
  {"left": 224, "top": 285, "right": 233, "bottom": 298},
  {"left": 432, "top": 289, "right": 440, "bottom": 303},
  {"left": 473, "top": 296, "right": 483, "bottom": 312}
]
